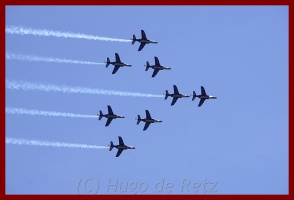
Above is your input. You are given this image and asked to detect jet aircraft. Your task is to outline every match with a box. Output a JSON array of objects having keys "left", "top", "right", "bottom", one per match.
[
  {"left": 98, "top": 105, "right": 125, "bottom": 126},
  {"left": 145, "top": 56, "right": 171, "bottom": 77},
  {"left": 192, "top": 86, "right": 217, "bottom": 107},
  {"left": 164, "top": 85, "right": 190, "bottom": 106},
  {"left": 136, "top": 110, "right": 162, "bottom": 131},
  {"left": 132, "top": 30, "right": 158, "bottom": 51},
  {"left": 109, "top": 136, "right": 135, "bottom": 157},
  {"left": 105, "top": 53, "right": 132, "bottom": 74}
]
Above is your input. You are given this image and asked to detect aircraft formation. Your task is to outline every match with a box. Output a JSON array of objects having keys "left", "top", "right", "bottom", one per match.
[{"left": 100, "top": 30, "right": 217, "bottom": 157}]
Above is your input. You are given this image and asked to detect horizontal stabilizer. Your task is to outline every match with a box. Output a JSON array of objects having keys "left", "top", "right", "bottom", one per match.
[
  {"left": 109, "top": 141, "right": 114, "bottom": 151},
  {"left": 137, "top": 115, "right": 141, "bottom": 125},
  {"left": 106, "top": 58, "right": 110, "bottom": 68},
  {"left": 192, "top": 91, "right": 196, "bottom": 101},
  {"left": 132, "top": 35, "right": 136, "bottom": 45},
  {"left": 164, "top": 90, "right": 169, "bottom": 100},
  {"left": 145, "top": 61, "right": 150, "bottom": 71},
  {"left": 98, "top": 110, "right": 103, "bottom": 120}
]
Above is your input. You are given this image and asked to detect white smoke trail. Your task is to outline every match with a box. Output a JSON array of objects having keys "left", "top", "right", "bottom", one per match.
[
  {"left": 6, "top": 107, "right": 97, "bottom": 119},
  {"left": 6, "top": 26, "right": 131, "bottom": 42},
  {"left": 6, "top": 80, "right": 163, "bottom": 98},
  {"left": 6, "top": 137, "right": 108, "bottom": 149},
  {"left": 6, "top": 53, "right": 104, "bottom": 65}
]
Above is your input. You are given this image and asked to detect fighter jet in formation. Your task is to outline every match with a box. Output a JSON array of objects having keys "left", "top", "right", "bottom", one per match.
[
  {"left": 145, "top": 56, "right": 171, "bottom": 77},
  {"left": 192, "top": 86, "right": 217, "bottom": 107},
  {"left": 165, "top": 85, "right": 190, "bottom": 106},
  {"left": 105, "top": 53, "right": 132, "bottom": 74},
  {"left": 136, "top": 110, "right": 162, "bottom": 131},
  {"left": 132, "top": 30, "right": 158, "bottom": 51},
  {"left": 109, "top": 136, "right": 135, "bottom": 157},
  {"left": 98, "top": 105, "right": 125, "bottom": 126}
]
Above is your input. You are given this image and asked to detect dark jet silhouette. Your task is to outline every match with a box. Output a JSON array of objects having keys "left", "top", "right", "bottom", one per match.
[
  {"left": 132, "top": 30, "right": 158, "bottom": 51},
  {"left": 145, "top": 56, "right": 171, "bottom": 77},
  {"left": 136, "top": 110, "right": 162, "bottom": 131},
  {"left": 192, "top": 86, "right": 217, "bottom": 107},
  {"left": 109, "top": 136, "right": 135, "bottom": 157},
  {"left": 105, "top": 53, "right": 132, "bottom": 74},
  {"left": 98, "top": 105, "right": 125, "bottom": 126},
  {"left": 164, "top": 85, "right": 190, "bottom": 106}
]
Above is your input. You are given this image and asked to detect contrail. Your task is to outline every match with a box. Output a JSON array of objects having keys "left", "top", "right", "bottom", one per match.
[
  {"left": 6, "top": 107, "right": 97, "bottom": 119},
  {"left": 6, "top": 52, "right": 104, "bottom": 65},
  {"left": 6, "top": 137, "right": 108, "bottom": 149},
  {"left": 6, "top": 80, "right": 163, "bottom": 98},
  {"left": 6, "top": 26, "right": 131, "bottom": 42}
]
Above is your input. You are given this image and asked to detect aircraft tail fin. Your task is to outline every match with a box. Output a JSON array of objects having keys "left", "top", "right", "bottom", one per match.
[
  {"left": 192, "top": 91, "right": 196, "bottom": 101},
  {"left": 106, "top": 58, "right": 110, "bottom": 68},
  {"left": 164, "top": 90, "right": 169, "bottom": 100},
  {"left": 136, "top": 115, "right": 141, "bottom": 125},
  {"left": 109, "top": 141, "right": 114, "bottom": 151},
  {"left": 132, "top": 35, "right": 136, "bottom": 45},
  {"left": 98, "top": 110, "right": 103, "bottom": 120},
  {"left": 145, "top": 61, "right": 150, "bottom": 71}
]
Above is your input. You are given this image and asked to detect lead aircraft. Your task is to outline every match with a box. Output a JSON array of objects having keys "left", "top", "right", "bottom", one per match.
[{"left": 192, "top": 86, "right": 217, "bottom": 107}]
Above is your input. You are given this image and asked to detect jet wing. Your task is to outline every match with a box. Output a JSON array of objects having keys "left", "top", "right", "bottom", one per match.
[
  {"left": 107, "top": 105, "right": 114, "bottom": 115},
  {"left": 201, "top": 86, "right": 207, "bottom": 96},
  {"left": 112, "top": 66, "right": 120, "bottom": 74},
  {"left": 118, "top": 136, "right": 125, "bottom": 146},
  {"left": 154, "top": 56, "right": 160, "bottom": 66},
  {"left": 171, "top": 97, "right": 178, "bottom": 106},
  {"left": 138, "top": 43, "right": 146, "bottom": 51},
  {"left": 152, "top": 69, "right": 160, "bottom": 77},
  {"left": 141, "top": 30, "right": 147, "bottom": 40},
  {"left": 105, "top": 118, "right": 113, "bottom": 126},
  {"left": 145, "top": 110, "right": 152, "bottom": 119},
  {"left": 143, "top": 122, "right": 151, "bottom": 131},
  {"left": 173, "top": 85, "right": 180, "bottom": 95},
  {"left": 116, "top": 149, "right": 124, "bottom": 157},
  {"left": 198, "top": 99, "right": 206, "bottom": 107},
  {"left": 115, "top": 53, "right": 121, "bottom": 63}
]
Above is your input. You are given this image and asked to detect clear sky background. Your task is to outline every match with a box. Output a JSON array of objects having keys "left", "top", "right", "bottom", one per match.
[{"left": 5, "top": 6, "right": 288, "bottom": 194}]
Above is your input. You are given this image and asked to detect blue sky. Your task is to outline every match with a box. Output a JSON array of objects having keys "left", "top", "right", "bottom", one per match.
[{"left": 5, "top": 6, "right": 288, "bottom": 194}]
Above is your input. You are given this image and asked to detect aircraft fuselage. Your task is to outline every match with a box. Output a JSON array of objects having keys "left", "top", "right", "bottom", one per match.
[
  {"left": 198, "top": 95, "right": 217, "bottom": 99},
  {"left": 170, "top": 94, "right": 190, "bottom": 98},
  {"left": 138, "top": 39, "right": 158, "bottom": 44},
  {"left": 105, "top": 114, "right": 125, "bottom": 119},
  {"left": 112, "top": 62, "right": 132, "bottom": 67},
  {"left": 141, "top": 119, "right": 162, "bottom": 123},
  {"left": 152, "top": 65, "right": 171, "bottom": 70},
  {"left": 115, "top": 145, "right": 135, "bottom": 150}
]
